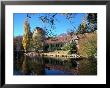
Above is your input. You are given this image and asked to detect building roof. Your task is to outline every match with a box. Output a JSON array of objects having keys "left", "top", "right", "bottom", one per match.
[{"left": 45, "top": 34, "right": 78, "bottom": 44}]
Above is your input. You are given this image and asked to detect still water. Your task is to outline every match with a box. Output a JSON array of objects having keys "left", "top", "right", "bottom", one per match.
[
  {"left": 14, "top": 52, "right": 97, "bottom": 75},
  {"left": 14, "top": 52, "right": 79, "bottom": 75}
]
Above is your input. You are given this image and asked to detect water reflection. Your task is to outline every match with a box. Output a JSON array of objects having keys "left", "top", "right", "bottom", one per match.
[{"left": 14, "top": 52, "right": 78, "bottom": 75}]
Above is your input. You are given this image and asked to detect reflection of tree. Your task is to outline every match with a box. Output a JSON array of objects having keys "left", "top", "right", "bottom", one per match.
[
  {"left": 22, "top": 55, "right": 30, "bottom": 75},
  {"left": 64, "top": 59, "right": 77, "bottom": 71},
  {"left": 21, "top": 55, "right": 45, "bottom": 75},
  {"left": 14, "top": 53, "right": 24, "bottom": 71},
  {"left": 18, "top": 54, "right": 79, "bottom": 75},
  {"left": 30, "top": 61, "right": 45, "bottom": 75}
]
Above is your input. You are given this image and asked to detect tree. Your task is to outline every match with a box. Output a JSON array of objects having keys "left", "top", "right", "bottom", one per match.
[
  {"left": 14, "top": 36, "right": 23, "bottom": 51},
  {"left": 27, "top": 13, "right": 77, "bottom": 37},
  {"left": 69, "top": 40, "right": 77, "bottom": 54},
  {"left": 77, "top": 13, "right": 97, "bottom": 34},
  {"left": 32, "top": 27, "right": 45, "bottom": 52},
  {"left": 22, "top": 19, "right": 31, "bottom": 52},
  {"left": 87, "top": 13, "right": 97, "bottom": 32},
  {"left": 62, "top": 43, "right": 70, "bottom": 51},
  {"left": 78, "top": 32, "right": 97, "bottom": 58},
  {"left": 77, "top": 23, "right": 87, "bottom": 34},
  {"left": 87, "top": 13, "right": 97, "bottom": 24},
  {"left": 62, "top": 40, "right": 77, "bottom": 54}
]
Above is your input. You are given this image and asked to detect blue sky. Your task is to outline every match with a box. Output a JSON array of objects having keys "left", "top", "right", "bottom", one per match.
[{"left": 14, "top": 13, "right": 86, "bottom": 37}]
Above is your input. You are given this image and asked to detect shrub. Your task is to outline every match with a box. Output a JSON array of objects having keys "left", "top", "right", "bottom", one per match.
[{"left": 78, "top": 32, "right": 97, "bottom": 58}]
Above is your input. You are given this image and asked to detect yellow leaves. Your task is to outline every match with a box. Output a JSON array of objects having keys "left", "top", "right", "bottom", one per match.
[
  {"left": 22, "top": 20, "right": 31, "bottom": 52},
  {"left": 78, "top": 32, "right": 97, "bottom": 58},
  {"left": 82, "top": 22, "right": 86, "bottom": 29},
  {"left": 22, "top": 34, "right": 30, "bottom": 50}
]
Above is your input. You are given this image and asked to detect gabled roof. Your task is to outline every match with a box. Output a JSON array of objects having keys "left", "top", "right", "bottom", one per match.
[{"left": 45, "top": 34, "right": 78, "bottom": 44}]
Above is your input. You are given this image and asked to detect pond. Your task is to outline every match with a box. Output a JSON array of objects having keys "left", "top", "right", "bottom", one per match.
[{"left": 13, "top": 52, "right": 97, "bottom": 75}]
